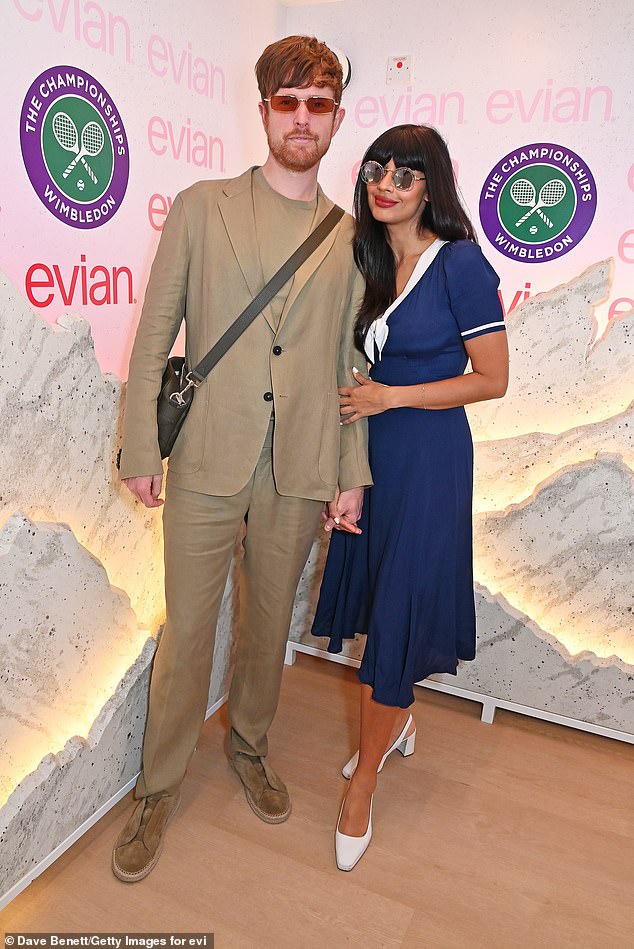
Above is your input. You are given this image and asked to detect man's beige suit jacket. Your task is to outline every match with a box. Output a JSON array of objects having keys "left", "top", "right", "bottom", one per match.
[{"left": 119, "top": 168, "right": 372, "bottom": 501}]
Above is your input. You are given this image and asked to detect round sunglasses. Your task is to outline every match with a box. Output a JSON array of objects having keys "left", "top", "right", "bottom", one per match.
[
  {"left": 360, "top": 160, "right": 426, "bottom": 192},
  {"left": 263, "top": 94, "right": 339, "bottom": 115}
]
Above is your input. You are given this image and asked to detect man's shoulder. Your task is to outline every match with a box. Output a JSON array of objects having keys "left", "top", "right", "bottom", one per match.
[
  {"left": 180, "top": 179, "right": 225, "bottom": 201},
  {"left": 328, "top": 205, "right": 355, "bottom": 254},
  {"left": 177, "top": 169, "right": 252, "bottom": 208},
  {"left": 318, "top": 189, "right": 354, "bottom": 240},
  {"left": 336, "top": 207, "right": 355, "bottom": 237}
]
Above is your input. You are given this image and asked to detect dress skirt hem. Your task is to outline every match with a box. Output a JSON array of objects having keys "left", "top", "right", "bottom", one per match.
[{"left": 312, "top": 624, "right": 474, "bottom": 708}]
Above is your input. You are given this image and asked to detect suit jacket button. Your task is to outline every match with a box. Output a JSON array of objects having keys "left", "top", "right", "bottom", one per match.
[
  {"left": 272, "top": 345, "right": 282, "bottom": 356},
  {"left": 263, "top": 391, "right": 274, "bottom": 402}
]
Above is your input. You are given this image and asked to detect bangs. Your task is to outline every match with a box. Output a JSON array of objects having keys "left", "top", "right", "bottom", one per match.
[{"left": 362, "top": 126, "right": 427, "bottom": 173}]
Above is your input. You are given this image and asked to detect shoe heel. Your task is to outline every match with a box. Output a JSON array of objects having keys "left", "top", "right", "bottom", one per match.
[
  {"left": 342, "top": 752, "right": 358, "bottom": 780},
  {"left": 397, "top": 730, "right": 416, "bottom": 757}
]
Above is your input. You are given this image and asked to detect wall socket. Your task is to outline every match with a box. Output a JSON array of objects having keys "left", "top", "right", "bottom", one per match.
[{"left": 386, "top": 55, "right": 412, "bottom": 84}]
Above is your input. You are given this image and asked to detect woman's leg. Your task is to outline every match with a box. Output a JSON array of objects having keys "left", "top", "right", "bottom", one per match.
[{"left": 338, "top": 684, "right": 413, "bottom": 836}]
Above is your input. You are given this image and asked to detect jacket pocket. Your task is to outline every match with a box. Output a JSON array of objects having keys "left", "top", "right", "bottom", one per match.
[{"left": 167, "top": 385, "right": 209, "bottom": 474}]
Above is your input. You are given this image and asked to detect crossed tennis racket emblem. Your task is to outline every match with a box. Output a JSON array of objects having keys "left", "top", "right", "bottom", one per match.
[
  {"left": 52, "top": 111, "right": 105, "bottom": 184},
  {"left": 510, "top": 178, "right": 567, "bottom": 229}
]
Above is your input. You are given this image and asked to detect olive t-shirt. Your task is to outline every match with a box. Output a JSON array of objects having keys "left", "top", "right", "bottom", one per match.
[{"left": 252, "top": 166, "right": 322, "bottom": 328}]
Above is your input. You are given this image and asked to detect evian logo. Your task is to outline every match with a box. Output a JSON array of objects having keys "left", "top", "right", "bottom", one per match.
[
  {"left": 25, "top": 254, "right": 134, "bottom": 308},
  {"left": 479, "top": 143, "right": 597, "bottom": 263},
  {"left": 20, "top": 65, "right": 129, "bottom": 229}
]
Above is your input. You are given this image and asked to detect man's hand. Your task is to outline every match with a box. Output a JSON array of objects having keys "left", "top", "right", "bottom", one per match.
[
  {"left": 123, "top": 474, "right": 164, "bottom": 508},
  {"left": 322, "top": 486, "right": 364, "bottom": 535}
]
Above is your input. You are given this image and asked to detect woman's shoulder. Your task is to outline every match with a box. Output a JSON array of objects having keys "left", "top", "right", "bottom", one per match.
[
  {"left": 441, "top": 238, "right": 485, "bottom": 264},
  {"left": 441, "top": 239, "right": 499, "bottom": 282}
]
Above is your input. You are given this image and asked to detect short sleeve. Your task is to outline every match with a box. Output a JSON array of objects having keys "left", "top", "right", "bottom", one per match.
[{"left": 443, "top": 240, "right": 506, "bottom": 341}]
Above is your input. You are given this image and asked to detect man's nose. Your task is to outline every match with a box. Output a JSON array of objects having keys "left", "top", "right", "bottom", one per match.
[{"left": 293, "top": 100, "right": 311, "bottom": 124}]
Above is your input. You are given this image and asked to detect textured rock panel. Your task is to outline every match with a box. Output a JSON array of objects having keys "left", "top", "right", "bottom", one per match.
[
  {"left": 0, "top": 515, "right": 149, "bottom": 804},
  {"left": 473, "top": 401, "right": 633, "bottom": 514},
  {"left": 436, "top": 587, "right": 634, "bottom": 734},
  {"left": 468, "top": 260, "right": 633, "bottom": 440},
  {"left": 474, "top": 456, "right": 634, "bottom": 663},
  {"left": 0, "top": 635, "right": 154, "bottom": 895},
  {"left": 0, "top": 272, "right": 163, "bottom": 630}
]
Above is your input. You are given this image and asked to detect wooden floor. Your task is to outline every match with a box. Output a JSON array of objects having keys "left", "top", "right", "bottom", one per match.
[{"left": 2, "top": 654, "right": 633, "bottom": 948}]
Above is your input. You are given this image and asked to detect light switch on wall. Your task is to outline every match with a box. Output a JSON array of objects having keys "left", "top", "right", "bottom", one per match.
[{"left": 387, "top": 55, "right": 412, "bottom": 84}]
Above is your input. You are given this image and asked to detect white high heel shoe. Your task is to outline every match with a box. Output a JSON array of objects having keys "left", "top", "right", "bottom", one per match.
[
  {"left": 342, "top": 714, "right": 416, "bottom": 780},
  {"left": 335, "top": 795, "right": 373, "bottom": 871}
]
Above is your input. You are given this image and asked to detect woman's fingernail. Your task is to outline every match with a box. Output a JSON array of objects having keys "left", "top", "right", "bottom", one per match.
[
  {"left": 352, "top": 367, "right": 359, "bottom": 373},
  {"left": 334, "top": 517, "right": 340, "bottom": 525}
]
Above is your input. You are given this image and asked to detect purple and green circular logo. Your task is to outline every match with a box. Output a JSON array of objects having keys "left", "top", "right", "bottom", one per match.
[
  {"left": 479, "top": 144, "right": 596, "bottom": 263},
  {"left": 20, "top": 66, "right": 129, "bottom": 229}
]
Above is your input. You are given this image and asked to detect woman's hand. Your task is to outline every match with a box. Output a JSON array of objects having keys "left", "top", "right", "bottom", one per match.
[{"left": 339, "top": 368, "right": 391, "bottom": 424}]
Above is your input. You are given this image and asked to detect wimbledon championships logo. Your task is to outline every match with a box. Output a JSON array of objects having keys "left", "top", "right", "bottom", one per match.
[
  {"left": 20, "top": 66, "right": 129, "bottom": 229},
  {"left": 479, "top": 143, "right": 597, "bottom": 263}
]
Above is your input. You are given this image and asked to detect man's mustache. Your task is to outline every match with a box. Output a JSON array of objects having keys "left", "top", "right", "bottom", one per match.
[{"left": 284, "top": 131, "right": 318, "bottom": 144}]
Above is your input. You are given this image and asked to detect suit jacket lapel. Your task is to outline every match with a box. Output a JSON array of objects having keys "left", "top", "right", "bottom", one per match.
[
  {"left": 218, "top": 174, "right": 342, "bottom": 336},
  {"left": 218, "top": 168, "right": 276, "bottom": 333}
]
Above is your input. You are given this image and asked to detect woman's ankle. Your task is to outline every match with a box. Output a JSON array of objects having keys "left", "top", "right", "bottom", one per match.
[{"left": 348, "top": 771, "right": 377, "bottom": 796}]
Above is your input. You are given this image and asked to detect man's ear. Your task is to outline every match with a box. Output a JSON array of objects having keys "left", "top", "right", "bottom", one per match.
[
  {"left": 258, "top": 100, "right": 268, "bottom": 130},
  {"left": 332, "top": 106, "right": 346, "bottom": 138}
]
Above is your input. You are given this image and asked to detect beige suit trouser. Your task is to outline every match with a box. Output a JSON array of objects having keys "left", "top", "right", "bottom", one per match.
[{"left": 135, "top": 421, "right": 324, "bottom": 797}]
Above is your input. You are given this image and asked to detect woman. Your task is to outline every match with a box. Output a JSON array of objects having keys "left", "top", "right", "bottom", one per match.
[{"left": 311, "top": 124, "right": 509, "bottom": 871}]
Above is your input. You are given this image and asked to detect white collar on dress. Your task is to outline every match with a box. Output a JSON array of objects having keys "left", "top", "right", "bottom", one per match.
[{"left": 363, "top": 239, "right": 448, "bottom": 362}]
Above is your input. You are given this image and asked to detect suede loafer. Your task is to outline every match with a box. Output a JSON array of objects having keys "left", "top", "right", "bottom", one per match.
[
  {"left": 112, "top": 790, "right": 181, "bottom": 882},
  {"left": 230, "top": 753, "right": 291, "bottom": 823}
]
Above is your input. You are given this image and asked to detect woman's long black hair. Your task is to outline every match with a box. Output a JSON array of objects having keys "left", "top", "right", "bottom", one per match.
[{"left": 353, "top": 124, "right": 477, "bottom": 353}]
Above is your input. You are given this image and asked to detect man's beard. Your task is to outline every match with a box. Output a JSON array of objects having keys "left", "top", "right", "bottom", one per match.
[{"left": 268, "top": 131, "right": 329, "bottom": 172}]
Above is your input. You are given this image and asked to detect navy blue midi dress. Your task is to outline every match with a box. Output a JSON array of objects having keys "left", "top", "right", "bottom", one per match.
[{"left": 311, "top": 240, "right": 506, "bottom": 708}]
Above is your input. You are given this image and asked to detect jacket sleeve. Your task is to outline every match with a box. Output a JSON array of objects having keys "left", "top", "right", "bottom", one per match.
[
  {"left": 336, "top": 265, "right": 373, "bottom": 491},
  {"left": 118, "top": 194, "right": 190, "bottom": 480}
]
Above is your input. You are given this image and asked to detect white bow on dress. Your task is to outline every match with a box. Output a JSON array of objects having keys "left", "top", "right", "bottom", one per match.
[{"left": 363, "top": 239, "right": 447, "bottom": 362}]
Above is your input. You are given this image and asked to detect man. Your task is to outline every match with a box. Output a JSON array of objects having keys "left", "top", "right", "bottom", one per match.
[{"left": 112, "top": 35, "right": 371, "bottom": 882}]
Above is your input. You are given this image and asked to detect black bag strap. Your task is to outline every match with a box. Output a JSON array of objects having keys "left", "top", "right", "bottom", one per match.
[{"left": 180, "top": 203, "right": 345, "bottom": 396}]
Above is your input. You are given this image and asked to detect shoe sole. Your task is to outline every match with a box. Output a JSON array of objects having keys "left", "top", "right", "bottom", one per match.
[
  {"left": 244, "top": 790, "right": 292, "bottom": 824},
  {"left": 336, "top": 856, "right": 363, "bottom": 871},
  {"left": 111, "top": 794, "right": 181, "bottom": 883}
]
